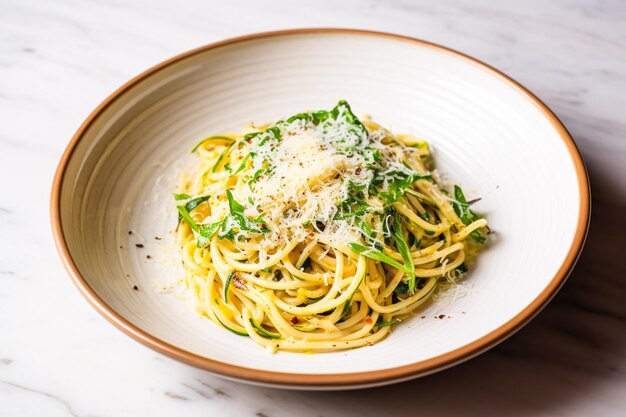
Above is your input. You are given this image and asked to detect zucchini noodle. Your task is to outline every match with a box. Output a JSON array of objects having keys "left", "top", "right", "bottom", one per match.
[{"left": 174, "top": 100, "right": 488, "bottom": 352}]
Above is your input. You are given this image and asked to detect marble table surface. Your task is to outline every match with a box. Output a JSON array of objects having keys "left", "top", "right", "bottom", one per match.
[{"left": 2, "top": 0, "right": 625, "bottom": 415}]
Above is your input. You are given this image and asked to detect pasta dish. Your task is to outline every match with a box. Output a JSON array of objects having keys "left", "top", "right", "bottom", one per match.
[{"left": 174, "top": 100, "right": 488, "bottom": 352}]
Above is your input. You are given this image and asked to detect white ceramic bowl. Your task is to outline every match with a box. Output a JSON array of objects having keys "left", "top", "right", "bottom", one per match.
[{"left": 51, "top": 29, "right": 589, "bottom": 389}]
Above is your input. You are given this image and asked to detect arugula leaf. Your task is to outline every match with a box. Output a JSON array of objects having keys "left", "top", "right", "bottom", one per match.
[
  {"left": 226, "top": 189, "right": 245, "bottom": 212},
  {"left": 249, "top": 318, "right": 282, "bottom": 339},
  {"left": 176, "top": 205, "right": 199, "bottom": 232},
  {"left": 176, "top": 195, "right": 209, "bottom": 222},
  {"left": 196, "top": 221, "right": 223, "bottom": 248},
  {"left": 329, "top": 100, "right": 367, "bottom": 139},
  {"left": 348, "top": 243, "right": 410, "bottom": 273},
  {"left": 176, "top": 202, "right": 220, "bottom": 248},
  {"left": 392, "top": 212, "right": 416, "bottom": 293},
  {"left": 217, "top": 190, "right": 269, "bottom": 240},
  {"left": 376, "top": 170, "right": 432, "bottom": 203},
  {"left": 286, "top": 109, "right": 330, "bottom": 125},
  {"left": 452, "top": 185, "right": 486, "bottom": 244},
  {"left": 190, "top": 135, "right": 234, "bottom": 153}
]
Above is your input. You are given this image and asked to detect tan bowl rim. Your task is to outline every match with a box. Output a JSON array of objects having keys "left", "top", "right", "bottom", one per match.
[{"left": 50, "top": 28, "right": 591, "bottom": 388}]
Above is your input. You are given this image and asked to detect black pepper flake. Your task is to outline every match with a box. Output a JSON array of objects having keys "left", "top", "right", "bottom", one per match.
[
  {"left": 119, "top": 245, "right": 123, "bottom": 249},
  {"left": 154, "top": 236, "right": 162, "bottom": 240},
  {"left": 421, "top": 316, "right": 426, "bottom": 319},
  {"left": 132, "top": 285, "right": 139, "bottom": 291},
  {"left": 438, "top": 314, "right": 446, "bottom": 319},
  {"left": 128, "top": 231, "right": 132, "bottom": 235},
  {"left": 146, "top": 255, "right": 152, "bottom": 259},
  {"left": 135, "top": 244, "right": 144, "bottom": 248}
]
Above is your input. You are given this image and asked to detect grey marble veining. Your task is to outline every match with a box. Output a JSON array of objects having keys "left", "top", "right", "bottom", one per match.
[{"left": 1, "top": 0, "right": 625, "bottom": 416}]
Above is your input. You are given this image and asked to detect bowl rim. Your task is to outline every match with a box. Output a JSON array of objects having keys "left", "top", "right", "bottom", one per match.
[{"left": 50, "top": 28, "right": 590, "bottom": 388}]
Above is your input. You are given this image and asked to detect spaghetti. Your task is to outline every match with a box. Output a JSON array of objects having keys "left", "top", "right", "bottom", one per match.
[{"left": 174, "top": 101, "right": 488, "bottom": 352}]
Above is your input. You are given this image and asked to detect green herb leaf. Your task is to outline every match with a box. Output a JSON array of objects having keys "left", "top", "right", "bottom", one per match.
[
  {"left": 175, "top": 196, "right": 221, "bottom": 248},
  {"left": 226, "top": 189, "right": 245, "bottom": 213},
  {"left": 392, "top": 212, "right": 416, "bottom": 293},
  {"left": 196, "top": 221, "right": 223, "bottom": 248},
  {"left": 174, "top": 194, "right": 209, "bottom": 222},
  {"left": 348, "top": 243, "right": 410, "bottom": 274},
  {"left": 376, "top": 170, "right": 432, "bottom": 203},
  {"left": 469, "top": 230, "right": 486, "bottom": 244},
  {"left": 231, "top": 152, "right": 256, "bottom": 176},
  {"left": 452, "top": 185, "right": 486, "bottom": 243},
  {"left": 173, "top": 193, "right": 191, "bottom": 201},
  {"left": 176, "top": 205, "right": 199, "bottom": 232},
  {"left": 218, "top": 190, "right": 269, "bottom": 240}
]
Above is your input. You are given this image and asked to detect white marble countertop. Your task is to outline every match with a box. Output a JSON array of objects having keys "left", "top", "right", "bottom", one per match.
[{"left": 2, "top": 0, "right": 625, "bottom": 415}]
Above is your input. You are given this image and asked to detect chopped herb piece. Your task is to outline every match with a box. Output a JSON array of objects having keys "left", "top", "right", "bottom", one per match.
[{"left": 173, "top": 193, "right": 191, "bottom": 201}]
